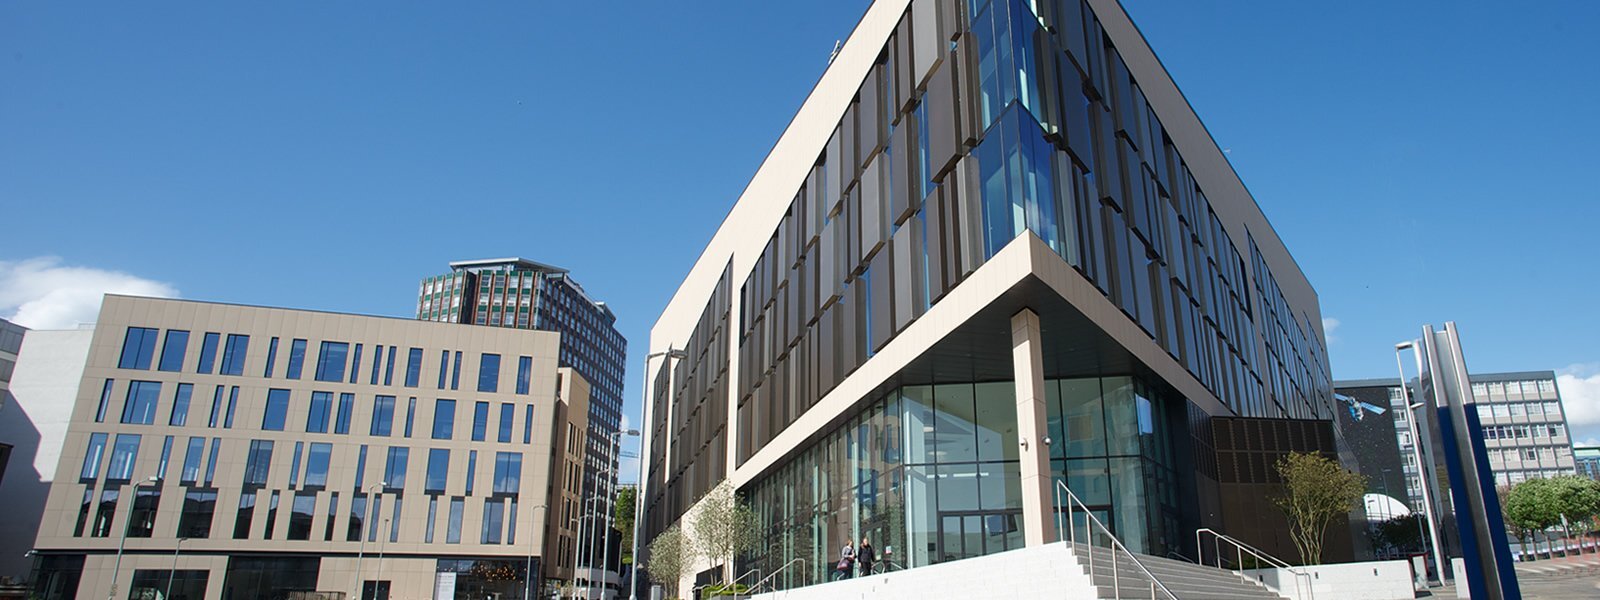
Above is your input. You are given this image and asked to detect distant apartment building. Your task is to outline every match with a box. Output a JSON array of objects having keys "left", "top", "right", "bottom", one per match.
[
  {"left": 0, "top": 317, "right": 23, "bottom": 474},
  {"left": 416, "top": 259, "right": 627, "bottom": 568},
  {"left": 1336, "top": 371, "right": 1575, "bottom": 511},
  {"left": 1575, "top": 445, "right": 1600, "bottom": 481},
  {"left": 29, "top": 295, "right": 590, "bottom": 600}
]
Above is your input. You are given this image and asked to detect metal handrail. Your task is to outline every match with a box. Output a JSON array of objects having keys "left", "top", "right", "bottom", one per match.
[
  {"left": 1054, "top": 480, "right": 1178, "bottom": 600},
  {"left": 691, "top": 567, "right": 761, "bottom": 599},
  {"left": 1195, "top": 528, "right": 1315, "bottom": 600},
  {"left": 748, "top": 557, "right": 805, "bottom": 595}
]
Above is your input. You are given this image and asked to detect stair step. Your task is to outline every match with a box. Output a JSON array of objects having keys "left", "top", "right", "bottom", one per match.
[{"left": 1063, "top": 542, "right": 1289, "bottom": 600}]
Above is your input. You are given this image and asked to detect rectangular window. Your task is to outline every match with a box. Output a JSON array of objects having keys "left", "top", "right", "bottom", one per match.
[
  {"left": 169, "top": 383, "right": 193, "bottom": 426},
  {"left": 263, "top": 389, "right": 290, "bottom": 431},
  {"left": 405, "top": 348, "right": 423, "bottom": 387},
  {"left": 121, "top": 380, "right": 161, "bottom": 425},
  {"left": 80, "top": 433, "right": 108, "bottom": 481},
  {"left": 438, "top": 350, "right": 449, "bottom": 389},
  {"left": 158, "top": 330, "right": 189, "bottom": 372},
  {"left": 262, "top": 490, "right": 280, "bottom": 539},
  {"left": 432, "top": 399, "right": 456, "bottom": 440},
  {"left": 349, "top": 343, "right": 363, "bottom": 384},
  {"left": 74, "top": 489, "right": 92, "bottom": 536},
  {"left": 384, "top": 447, "right": 409, "bottom": 489},
  {"left": 128, "top": 486, "right": 160, "bottom": 537},
  {"left": 305, "top": 443, "right": 332, "bottom": 487},
  {"left": 515, "top": 356, "right": 532, "bottom": 395},
  {"left": 306, "top": 391, "right": 332, "bottom": 433},
  {"left": 233, "top": 491, "right": 256, "bottom": 539},
  {"left": 335, "top": 393, "right": 354, "bottom": 434},
  {"left": 471, "top": 401, "right": 489, "bottom": 441},
  {"left": 108, "top": 434, "right": 141, "bottom": 481},
  {"left": 205, "top": 438, "right": 221, "bottom": 485},
  {"left": 446, "top": 497, "right": 464, "bottom": 544},
  {"left": 224, "top": 386, "right": 239, "bottom": 428},
  {"left": 93, "top": 489, "right": 120, "bottom": 537},
  {"left": 367, "top": 494, "right": 383, "bottom": 542},
  {"left": 196, "top": 332, "right": 220, "bottom": 374},
  {"left": 314, "top": 341, "right": 349, "bottom": 383},
  {"left": 178, "top": 490, "right": 216, "bottom": 539},
  {"left": 506, "top": 499, "right": 518, "bottom": 545},
  {"left": 347, "top": 494, "right": 367, "bottom": 542},
  {"left": 426, "top": 448, "right": 450, "bottom": 493},
  {"left": 492, "top": 452, "right": 522, "bottom": 494},
  {"left": 465, "top": 450, "right": 477, "bottom": 495},
  {"left": 95, "top": 379, "right": 115, "bottom": 423},
  {"left": 157, "top": 435, "right": 174, "bottom": 480},
  {"left": 119, "top": 327, "right": 159, "bottom": 370},
  {"left": 207, "top": 385, "right": 223, "bottom": 428},
  {"left": 478, "top": 354, "right": 501, "bottom": 393},
  {"left": 370, "top": 345, "right": 384, "bottom": 385},
  {"left": 481, "top": 498, "right": 504, "bottom": 544},
  {"left": 243, "top": 440, "right": 273, "bottom": 486},
  {"left": 325, "top": 492, "right": 340, "bottom": 541},
  {"left": 389, "top": 496, "right": 402, "bottom": 543},
  {"left": 523, "top": 405, "right": 534, "bottom": 445},
  {"left": 385, "top": 346, "right": 398, "bottom": 386},
  {"left": 263, "top": 337, "right": 279, "bottom": 378},
  {"left": 180, "top": 437, "right": 204, "bottom": 484},
  {"left": 288, "top": 442, "right": 303, "bottom": 488},
  {"left": 354, "top": 445, "right": 368, "bottom": 489},
  {"left": 219, "top": 334, "right": 249, "bottom": 376},
  {"left": 405, "top": 397, "right": 417, "bottom": 437},
  {"left": 285, "top": 339, "right": 308, "bottom": 379},
  {"left": 452, "top": 351, "right": 462, "bottom": 391},
  {"left": 498, "top": 403, "right": 514, "bottom": 443},
  {"left": 426, "top": 496, "right": 438, "bottom": 543},
  {"left": 288, "top": 492, "right": 316, "bottom": 540},
  {"left": 370, "top": 396, "right": 396, "bottom": 436}
]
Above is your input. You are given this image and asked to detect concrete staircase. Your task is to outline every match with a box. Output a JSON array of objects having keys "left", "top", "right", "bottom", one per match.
[{"left": 1066, "top": 541, "right": 1288, "bottom": 600}]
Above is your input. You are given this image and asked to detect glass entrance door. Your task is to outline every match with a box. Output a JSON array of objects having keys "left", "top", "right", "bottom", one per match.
[{"left": 936, "top": 510, "right": 1023, "bottom": 563}]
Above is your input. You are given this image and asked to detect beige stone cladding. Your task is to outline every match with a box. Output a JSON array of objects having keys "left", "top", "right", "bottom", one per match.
[{"left": 34, "top": 294, "right": 572, "bottom": 600}]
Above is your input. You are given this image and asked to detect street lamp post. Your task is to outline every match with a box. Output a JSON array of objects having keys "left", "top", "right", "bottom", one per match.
[
  {"left": 630, "top": 349, "right": 684, "bottom": 600},
  {"left": 600, "top": 430, "right": 639, "bottom": 600},
  {"left": 375, "top": 517, "right": 391, "bottom": 600},
  {"left": 525, "top": 504, "right": 547, "bottom": 600},
  {"left": 109, "top": 475, "right": 160, "bottom": 600},
  {"left": 165, "top": 538, "right": 187, "bottom": 600},
  {"left": 355, "top": 482, "right": 386, "bottom": 600},
  {"left": 1396, "top": 341, "right": 1447, "bottom": 584}
]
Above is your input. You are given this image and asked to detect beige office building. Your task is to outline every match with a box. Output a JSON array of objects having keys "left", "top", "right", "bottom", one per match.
[{"left": 31, "top": 295, "right": 590, "bottom": 600}]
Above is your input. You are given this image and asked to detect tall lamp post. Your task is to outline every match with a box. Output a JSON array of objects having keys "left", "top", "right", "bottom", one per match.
[
  {"left": 629, "top": 349, "right": 684, "bottom": 600},
  {"left": 525, "top": 504, "right": 547, "bottom": 600},
  {"left": 375, "top": 517, "right": 391, "bottom": 600},
  {"left": 599, "top": 429, "right": 639, "bottom": 600},
  {"left": 354, "top": 482, "right": 387, "bottom": 600},
  {"left": 165, "top": 537, "right": 188, "bottom": 600},
  {"left": 1396, "top": 341, "right": 1447, "bottom": 584},
  {"left": 109, "top": 475, "right": 161, "bottom": 600},
  {"left": 569, "top": 515, "right": 598, "bottom": 599}
]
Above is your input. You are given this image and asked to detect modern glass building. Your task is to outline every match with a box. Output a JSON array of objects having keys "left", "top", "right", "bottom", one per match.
[
  {"left": 417, "top": 258, "right": 628, "bottom": 568},
  {"left": 643, "top": 0, "right": 1337, "bottom": 592},
  {"left": 1574, "top": 445, "right": 1600, "bottom": 481},
  {"left": 29, "top": 295, "right": 592, "bottom": 600}
]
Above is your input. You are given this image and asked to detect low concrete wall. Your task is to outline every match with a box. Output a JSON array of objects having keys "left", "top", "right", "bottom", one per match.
[
  {"left": 1244, "top": 560, "right": 1415, "bottom": 600},
  {"left": 749, "top": 543, "right": 1088, "bottom": 599}
]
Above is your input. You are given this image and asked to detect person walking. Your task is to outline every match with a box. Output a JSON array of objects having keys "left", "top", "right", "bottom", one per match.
[
  {"left": 858, "top": 537, "right": 876, "bottom": 576},
  {"left": 833, "top": 540, "right": 855, "bottom": 581}
]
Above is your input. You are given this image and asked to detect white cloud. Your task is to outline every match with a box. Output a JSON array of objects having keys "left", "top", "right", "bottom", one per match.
[
  {"left": 1322, "top": 317, "right": 1341, "bottom": 344},
  {"left": 0, "top": 257, "right": 179, "bottom": 329},
  {"left": 1557, "top": 363, "right": 1600, "bottom": 428},
  {"left": 620, "top": 411, "right": 632, "bottom": 433}
]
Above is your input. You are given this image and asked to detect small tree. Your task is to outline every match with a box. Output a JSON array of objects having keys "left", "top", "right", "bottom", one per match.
[
  {"left": 616, "top": 487, "right": 637, "bottom": 565},
  {"left": 1498, "top": 485, "right": 1532, "bottom": 558},
  {"left": 691, "top": 481, "right": 759, "bottom": 586},
  {"left": 1274, "top": 451, "right": 1366, "bottom": 565},
  {"left": 647, "top": 524, "right": 692, "bottom": 599},
  {"left": 1506, "top": 476, "right": 1600, "bottom": 558}
]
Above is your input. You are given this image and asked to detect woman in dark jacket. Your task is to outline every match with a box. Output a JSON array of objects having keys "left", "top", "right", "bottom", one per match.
[{"left": 857, "top": 537, "right": 876, "bottom": 576}]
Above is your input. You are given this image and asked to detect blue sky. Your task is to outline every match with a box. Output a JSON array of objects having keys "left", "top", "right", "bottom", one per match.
[{"left": 4, "top": 1, "right": 1599, "bottom": 463}]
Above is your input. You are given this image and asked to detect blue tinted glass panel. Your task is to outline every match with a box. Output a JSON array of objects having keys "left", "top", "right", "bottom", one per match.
[
  {"left": 224, "top": 386, "right": 239, "bottom": 428},
  {"left": 515, "top": 356, "right": 531, "bottom": 395},
  {"left": 438, "top": 351, "right": 449, "bottom": 390},
  {"left": 492, "top": 452, "right": 521, "bottom": 494},
  {"left": 262, "top": 389, "right": 290, "bottom": 431},
  {"left": 385, "top": 346, "right": 397, "bottom": 386},
  {"left": 285, "top": 339, "right": 307, "bottom": 380},
  {"left": 94, "top": 379, "right": 115, "bottom": 423},
  {"left": 196, "top": 333, "right": 220, "bottom": 374},
  {"left": 370, "top": 396, "right": 395, "bottom": 436},
  {"left": 354, "top": 445, "right": 368, "bottom": 488},
  {"left": 80, "top": 433, "right": 108, "bottom": 480},
  {"left": 169, "top": 383, "right": 193, "bottom": 426},
  {"left": 306, "top": 391, "right": 332, "bottom": 433},
  {"left": 497, "top": 403, "right": 514, "bottom": 443},
  {"left": 219, "top": 334, "right": 249, "bottom": 376},
  {"left": 426, "top": 448, "right": 450, "bottom": 492},
  {"left": 384, "top": 447, "right": 409, "bottom": 489},
  {"left": 523, "top": 405, "right": 534, "bottom": 444},
  {"left": 335, "top": 393, "right": 354, "bottom": 434},
  {"left": 451, "top": 351, "right": 462, "bottom": 391},
  {"left": 478, "top": 354, "right": 501, "bottom": 393},
  {"left": 349, "top": 344, "right": 363, "bottom": 384},
  {"left": 480, "top": 499, "right": 503, "bottom": 544},
  {"left": 405, "top": 348, "right": 423, "bottom": 388},
  {"left": 288, "top": 442, "right": 303, "bottom": 487},
  {"left": 205, "top": 438, "right": 221, "bottom": 485},
  {"left": 207, "top": 385, "right": 223, "bottom": 427},
  {"left": 305, "top": 443, "right": 332, "bottom": 487},
  {"left": 119, "top": 327, "right": 159, "bottom": 370},
  {"left": 432, "top": 399, "right": 456, "bottom": 440},
  {"left": 107, "top": 434, "right": 141, "bottom": 481},
  {"left": 446, "top": 497, "right": 464, "bottom": 544},
  {"left": 370, "top": 345, "right": 384, "bottom": 385},
  {"left": 263, "top": 337, "right": 279, "bottom": 378},
  {"left": 314, "top": 342, "right": 349, "bottom": 383},
  {"left": 158, "top": 435, "right": 174, "bottom": 480},
  {"left": 404, "top": 397, "right": 416, "bottom": 438},
  {"left": 121, "top": 380, "right": 161, "bottom": 425},
  {"left": 243, "top": 440, "right": 273, "bottom": 486},
  {"left": 471, "top": 402, "right": 488, "bottom": 442},
  {"left": 157, "top": 330, "right": 189, "bottom": 372},
  {"left": 180, "top": 436, "right": 204, "bottom": 483},
  {"left": 465, "top": 451, "right": 476, "bottom": 495}
]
